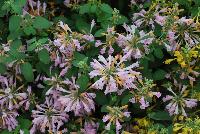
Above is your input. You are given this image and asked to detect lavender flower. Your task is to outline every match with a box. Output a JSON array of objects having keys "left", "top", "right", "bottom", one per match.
[
  {"left": 165, "top": 17, "right": 200, "bottom": 51},
  {"left": 129, "top": 78, "right": 161, "bottom": 109},
  {"left": 50, "top": 21, "right": 86, "bottom": 76},
  {"left": 43, "top": 75, "right": 70, "bottom": 96},
  {"left": 0, "top": 76, "right": 27, "bottom": 110},
  {"left": 58, "top": 77, "right": 96, "bottom": 116},
  {"left": 23, "top": 0, "right": 47, "bottom": 16},
  {"left": 81, "top": 120, "right": 99, "bottom": 134},
  {"left": 163, "top": 85, "right": 197, "bottom": 116},
  {"left": 19, "top": 86, "right": 36, "bottom": 110},
  {"left": 0, "top": 109, "right": 19, "bottom": 131},
  {"left": 94, "top": 27, "right": 117, "bottom": 55},
  {"left": 132, "top": 6, "right": 167, "bottom": 29},
  {"left": 30, "top": 97, "right": 69, "bottom": 134},
  {"left": 103, "top": 105, "right": 130, "bottom": 134},
  {"left": 89, "top": 54, "right": 141, "bottom": 94},
  {"left": 117, "top": 24, "right": 154, "bottom": 59}
]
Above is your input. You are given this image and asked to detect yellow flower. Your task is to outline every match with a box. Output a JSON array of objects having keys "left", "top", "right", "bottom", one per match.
[
  {"left": 189, "top": 50, "right": 198, "bottom": 58},
  {"left": 180, "top": 61, "right": 187, "bottom": 68},
  {"left": 173, "top": 123, "right": 183, "bottom": 132},
  {"left": 174, "top": 51, "right": 181, "bottom": 57},
  {"left": 137, "top": 118, "right": 151, "bottom": 127},
  {"left": 164, "top": 59, "right": 175, "bottom": 64}
]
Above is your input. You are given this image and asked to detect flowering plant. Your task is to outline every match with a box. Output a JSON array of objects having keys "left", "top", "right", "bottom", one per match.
[{"left": 0, "top": 0, "right": 199, "bottom": 133}]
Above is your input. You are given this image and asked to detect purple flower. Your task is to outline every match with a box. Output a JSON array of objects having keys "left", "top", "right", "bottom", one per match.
[
  {"left": 0, "top": 76, "right": 27, "bottom": 110},
  {"left": 139, "top": 97, "right": 149, "bottom": 109},
  {"left": 30, "top": 97, "right": 69, "bottom": 134},
  {"left": 89, "top": 54, "right": 141, "bottom": 94},
  {"left": 0, "top": 109, "right": 19, "bottom": 131},
  {"left": 43, "top": 75, "right": 72, "bottom": 97},
  {"left": 117, "top": 24, "right": 154, "bottom": 59},
  {"left": 103, "top": 105, "right": 130, "bottom": 134},
  {"left": 59, "top": 89, "right": 96, "bottom": 116},
  {"left": 58, "top": 77, "right": 96, "bottom": 116},
  {"left": 155, "top": 15, "right": 166, "bottom": 26},
  {"left": 132, "top": 6, "right": 167, "bottom": 29},
  {"left": 129, "top": 78, "right": 160, "bottom": 109},
  {"left": 163, "top": 85, "right": 197, "bottom": 116},
  {"left": 81, "top": 120, "right": 98, "bottom": 134},
  {"left": 19, "top": 86, "right": 35, "bottom": 110},
  {"left": 95, "top": 27, "right": 117, "bottom": 54}
]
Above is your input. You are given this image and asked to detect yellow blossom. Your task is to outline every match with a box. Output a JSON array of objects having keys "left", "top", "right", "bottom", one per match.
[{"left": 164, "top": 59, "right": 175, "bottom": 64}]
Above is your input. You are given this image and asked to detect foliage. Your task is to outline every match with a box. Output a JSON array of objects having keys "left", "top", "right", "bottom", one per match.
[{"left": 0, "top": 0, "right": 199, "bottom": 134}]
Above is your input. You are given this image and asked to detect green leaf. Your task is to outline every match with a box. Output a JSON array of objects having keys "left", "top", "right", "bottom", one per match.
[
  {"left": 24, "top": 26, "right": 36, "bottom": 35},
  {"left": 153, "top": 69, "right": 167, "bottom": 80},
  {"left": 8, "top": 49, "right": 26, "bottom": 60},
  {"left": 148, "top": 111, "right": 172, "bottom": 121},
  {"left": 90, "top": 4, "right": 97, "bottom": 13},
  {"left": 0, "top": 63, "right": 6, "bottom": 74},
  {"left": 9, "top": 15, "right": 21, "bottom": 31},
  {"left": 95, "top": 91, "right": 108, "bottom": 105},
  {"left": 11, "top": 0, "right": 26, "bottom": 14},
  {"left": 38, "top": 49, "right": 50, "bottom": 64},
  {"left": 75, "top": 17, "right": 90, "bottom": 33},
  {"left": 76, "top": 74, "right": 90, "bottom": 92},
  {"left": 36, "top": 61, "right": 50, "bottom": 75},
  {"left": 7, "top": 30, "right": 23, "bottom": 40},
  {"left": 74, "top": 52, "right": 87, "bottom": 61},
  {"left": 27, "top": 38, "right": 48, "bottom": 51},
  {"left": 18, "top": 117, "right": 32, "bottom": 129},
  {"left": 100, "top": 4, "right": 113, "bottom": 14},
  {"left": 10, "top": 39, "right": 22, "bottom": 50},
  {"left": 0, "top": 130, "right": 11, "bottom": 134},
  {"left": 101, "top": 105, "right": 109, "bottom": 112},
  {"left": 94, "top": 29, "right": 105, "bottom": 37},
  {"left": 33, "top": 16, "right": 52, "bottom": 29},
  {"left": 79, "top": 3, "right": 91, "bottom": 14},
  {"left": 21, "top": 62, "right": 34, "bottom": 82},
  {"left": 114, "top": 15, "right": 128, "bottom": 25},
  {"left": 121, "top": 94, "right": 132, "bottom": 105},
  {"left": 154, "top": 48, "right": 164, "bottom": 59}
]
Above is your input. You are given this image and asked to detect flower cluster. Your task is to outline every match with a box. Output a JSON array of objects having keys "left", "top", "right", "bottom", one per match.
[
  {"left": 129, "top": 78, "right": 161, "bottom": 109},
  {"left": 103, "top": 105, "right": 130, "bottom": 134},
  {"left": 30, "top": 97, "right": 69, "bottom": 134},
  {"left": 173, "top": 117, "right": 200, "bottom": 133},
  {"left": 89, "top": 54, "right": 141, "bottom": 94},
  {"left": 0, "top": 0, "right": 199, "bottom": 133},
  {"left": 163, "top": 84, "right": 197, "bottom": 116}
]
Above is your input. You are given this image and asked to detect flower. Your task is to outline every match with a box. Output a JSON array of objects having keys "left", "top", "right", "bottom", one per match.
[
  {"left": 173, "top": 117, "right": 200, "bottom": 133},
  {"left": 50, "top": 21, "right": 87, "bottom": 76},
  {"left": 58, "top": 78, "right": 96, "bottom": 116},
  {"left": 23, "top": 0, "right": 47, "bottom": 16},
  {"left": 19, "top": 86, "right": 36, "bottom": 110},
  {"left": 43, "top": 75, "right": 70, "bottom": 96},
  {"left": 165, "top": 17, "right": 200, "bottom": 50},
  {"left": 132, "top": 5, "right": 167, "bottom": 29},
  {"left": 0, "top": 76, "right": 27, "bottom": 110},
  {"left": 163, "top": 85, "right": 197, "bottom": 116},
  {"left": 103, "top": 105, "right": 130, "bottom": 134},
  {"left": 129, "top": 78, "right": 161, "bottom": 109},
  {"left": 155, "top": 14, "right": 166, "bottom": 26},
  {"left": 164, "top": 46, "right": 200, "bottom": 86},
  {"left": 0, "top": 109, "right": 19, "bottom": 131},
  {"left": 89, "top": 54, "right": 141, "bottom": 94},
  {"left": 59, "top": 90, "right": 96, "bottom": 116},
  {"left": 81, "top": 120, "right": 99, "bottom": 134},
  {"left": 30, "top": 97, "right": 69, "bottom": 134},
  {"left": 94, "top": 27, "right": 117, "bottom": 55},
  {"left": 117, "top": 24, "right": 154, "bottom": 59}
]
